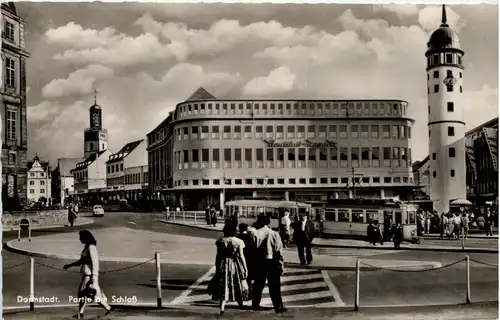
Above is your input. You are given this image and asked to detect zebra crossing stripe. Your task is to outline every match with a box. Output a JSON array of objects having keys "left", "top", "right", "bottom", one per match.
[{"left": 173, "top": 267, "right": 345, "bottom": 307}]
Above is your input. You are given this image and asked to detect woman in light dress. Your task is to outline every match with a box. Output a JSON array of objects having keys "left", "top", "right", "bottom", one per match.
[
  {"left": 64, "top": 230, "right": 113, "bottom": 319},
  {"left": 211, "top": 223, "right": 249, "bottom": 315}
]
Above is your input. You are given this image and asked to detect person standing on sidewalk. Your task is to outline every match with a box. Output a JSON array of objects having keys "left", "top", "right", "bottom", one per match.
[
  {"left": 68, "top": 202, "right": 78, "bottom": 228},
  {"left": 250, "top": 215, "right": 287, "bottom": 314},
  {"left": 485, "top": 208, "right": 494, "bottom": 236},
  {"left": 292, "top": 213, "right": 316, "bottom": 265},
  {"left": 63, "top": 230, "right": 113, "bottom": 319},
  {"left": 279, "top": 211, "right": 291, "bottom": 248}
]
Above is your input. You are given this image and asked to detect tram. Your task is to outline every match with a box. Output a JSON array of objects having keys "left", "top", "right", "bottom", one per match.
[
  {"left": 225, "top": 199, "right": 311, "bottom": 230},
  {"left": 323, "top": 198, "right": 419, "bottom": 241}
]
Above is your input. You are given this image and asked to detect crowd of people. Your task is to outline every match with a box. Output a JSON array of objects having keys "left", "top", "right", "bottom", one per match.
[
  {"left": 416, "top": 207, "right": 497, "bottom": 239},
  {"left": 208, "top": 211, "right": 318, "bottom": 315}
]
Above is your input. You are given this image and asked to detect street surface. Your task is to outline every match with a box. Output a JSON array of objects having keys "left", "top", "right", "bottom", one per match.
[
  {"left": 3, "top": 212, "right": 499, "bottom": 313},
  {"left": 3, "top": 301, "right": 499, "bottom": 320}
]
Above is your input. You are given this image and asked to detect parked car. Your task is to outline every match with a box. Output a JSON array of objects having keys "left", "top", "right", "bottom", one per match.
[{"left": 93, "top": 205, "right": 105, "bottom": 217}]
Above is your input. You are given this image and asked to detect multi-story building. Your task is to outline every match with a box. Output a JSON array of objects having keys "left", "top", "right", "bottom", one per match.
[
  {"left": 124, "top": 164, "right": 148, "bottom": 200},
  {"left": 147, "top": 87, "right": 416, "bottom": 210},
  {"left": 147, "top": 112, "right": 175, "bottom": 198},
  {"left": 27, "top": 155, "right": 51, "bottom": 204},
  {"left": 71, "top": 150, "right": 111, "bottom": 203},
  {"left": 1, "top": 2, "right": 30, "bottom": 209},
  {"left": 51, "top": 157, "right": 84, "bottom": 205},
  {"left": 413, "top": 117, "right": 498, "bottom": 206},
  {"left": 105, "top": 139, "right": 147, "bottom": 200},
  {"left": 465, "top": 117, "right": 498, "bottom": 204}
]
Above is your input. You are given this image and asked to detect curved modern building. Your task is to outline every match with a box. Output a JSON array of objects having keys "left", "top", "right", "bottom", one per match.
[{"left": 147, "top": 87, "right": 416, "bottom": 210}]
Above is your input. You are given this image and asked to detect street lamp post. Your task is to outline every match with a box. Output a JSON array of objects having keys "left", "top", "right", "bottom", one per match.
[{"left": 221, "top": 172, "right": 226, "bottom": 215}]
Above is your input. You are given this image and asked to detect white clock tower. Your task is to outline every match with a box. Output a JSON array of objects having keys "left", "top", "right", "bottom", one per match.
[
  {"left": 426, "top": 5, "right": 466, "bottom": 214},
  {"left": 84, "top": 89, "right": 108, "bottom": 158}
]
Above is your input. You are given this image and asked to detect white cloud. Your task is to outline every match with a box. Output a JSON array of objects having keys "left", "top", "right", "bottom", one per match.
[
  {"left": 373, "top": 4, "right": 420, "bottom": 18},
  {"left": 463, "top": 84, "right": 499, "bottom": 130},
  {"left": 418, "top": 5, "right": 465, "bottom": 32},
  {"left": 243, "top": 66, "right": 296, "bottom": 97},
  {"left": 41, "top": 64, "right": 114, "bottom": 99},
  {"left": 30, "top": 5, "right": 496, "bottom": 165},
  {"left": 29, "top": 63, "right": 240, "bottom": 163},
  {"left": 45, "top": 22, "right": 119, "bottom": 49},
  {"left": 52, "top": 33, "right": 173, "bottom": 67}
]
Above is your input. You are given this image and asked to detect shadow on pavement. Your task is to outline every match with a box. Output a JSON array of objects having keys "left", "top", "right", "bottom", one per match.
[{"left": 137, "top": 278, "right": 195, "bottom": 291}]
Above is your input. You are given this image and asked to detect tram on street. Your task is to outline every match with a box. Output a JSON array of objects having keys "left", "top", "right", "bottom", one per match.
[
  {"left": 323, "top": 198, "right": 419, "bottom": 241},
  {"left": 225, "top": 199, "right": 312, "bottom": 230}
]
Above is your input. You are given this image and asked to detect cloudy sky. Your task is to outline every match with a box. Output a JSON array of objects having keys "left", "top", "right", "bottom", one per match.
[{"left": 17, "top": 2, "right": 498, "bottom": 165}]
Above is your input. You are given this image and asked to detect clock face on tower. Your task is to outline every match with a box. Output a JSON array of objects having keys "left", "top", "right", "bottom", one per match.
[{"left": 443, "top": 75, "right": 457, "bottom": 90}]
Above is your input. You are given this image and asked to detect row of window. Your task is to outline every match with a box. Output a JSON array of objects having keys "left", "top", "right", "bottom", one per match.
[
  {"left": 432, "top": 147, "right": 458, "bottom": 159},
  {"left": 29, "top": 180, "right": 46, "bottom": 186},
  {"left": 107, "top": 163, "right": 124, "bottom": 174},
  {"left": 29, "top": 189, "right": 46, "bottom": 194},
  {"left": 427, "top": 52, "right": 463, "bottom": 68},
  {"left": 174, "top": 146, "right": 412, "bottom": 170},
  {"left": 173, "top": 176, "right": 412, "bottom": 188},
  {"left": 178, "top": 101, "right": 408, "bottom": 119},
  {"left": 429, "top": 101, "right": 457, "bottom": 113},
  {"left": 428, "top": 83, "right": 463, "bottom": 94},
  {"left": 429, "top": 126, "right": 457, "bottom": 138},
  {"left": 431, "top": 169, "right": 458, "bottom": 178},
  {"left": 124, "top": 172, "right": 148, "bottom": 185},
  {"left": 175, "top": 124, "right": 412, "bottom": 141},
  {"left": 427, "top": 69, "right": 463, "bottom": 81},
  {"left": 29, "top": 172, "right": 46, "bottom": 178}
]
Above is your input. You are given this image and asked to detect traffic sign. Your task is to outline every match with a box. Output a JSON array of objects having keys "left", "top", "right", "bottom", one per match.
[
  {"left": 18, "top": 218, "right": 32, "bottom": 242},
  {"left": 19, "top": 218, "right": 30, "bottom": 231}
]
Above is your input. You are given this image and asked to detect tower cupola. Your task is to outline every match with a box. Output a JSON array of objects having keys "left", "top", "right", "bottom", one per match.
[{"left": 427, "top": 5, "right": 461, "bottom": 51}]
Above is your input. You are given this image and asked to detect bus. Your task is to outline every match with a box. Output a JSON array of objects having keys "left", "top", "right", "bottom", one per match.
[{"left": 323, "top": 198, "right": 419, "bottom": 242}]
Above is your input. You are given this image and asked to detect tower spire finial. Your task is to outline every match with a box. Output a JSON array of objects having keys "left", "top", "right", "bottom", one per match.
[
  {"left": 93, "top": 88, "right": 98, "bottom": 105},
  {"left": 441, "top": 4, "right": 447, "bottom": 25}
]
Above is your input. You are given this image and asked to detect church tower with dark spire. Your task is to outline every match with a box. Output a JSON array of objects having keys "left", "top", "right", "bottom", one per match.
[
  {"left": 426, "top": 5, "right": 466, "bottom": 214},
  {"left": 84, "top": 89, "right": 108, "bottom": 158}
]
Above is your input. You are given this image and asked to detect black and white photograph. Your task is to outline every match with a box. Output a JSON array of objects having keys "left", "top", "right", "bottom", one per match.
[{"left": 1, "top": 1, "right": 498, "bottom": 319}]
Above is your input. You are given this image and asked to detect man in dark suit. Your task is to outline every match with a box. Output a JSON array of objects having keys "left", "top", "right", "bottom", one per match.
[{"left": 293, "top": 213, "right": 316, "bottom": 265}]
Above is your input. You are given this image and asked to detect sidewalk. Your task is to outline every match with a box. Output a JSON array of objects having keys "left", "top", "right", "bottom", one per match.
[
  {"left": 2, "top": 217, "right": 94, "bottom": 232},
  {"left": 313, "top": 237, "right": 498, "bottom": 253},
  {"left": 4, "top": 226, "right": 442, "bottom": 271},
  {"left": 422, "top": 233, "right": 498, "bottom": 240},
  {"left": 160, "top": 219, "right": 499, "bottom": 253},
  {"left": 3, "top": 301, "right": 498, "bottom": 320}
]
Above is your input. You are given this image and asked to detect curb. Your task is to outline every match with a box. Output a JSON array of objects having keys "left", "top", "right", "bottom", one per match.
[
  {"left": 312, "top": 242, "right": 499, "bottom": 254},
  {"left": 158, "top": 219, "right": 224, "bottom": 232},
  {"left": 422, "top": 235, "right": 499, "bottom": 240},
  {"left": 2, "top": 219, "right": 95, "bottom": 232},
  {"left": 158, "top": 220, "right": 498, "bottom": 254}
]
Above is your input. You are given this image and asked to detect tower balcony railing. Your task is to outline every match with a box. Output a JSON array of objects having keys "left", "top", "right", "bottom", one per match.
[{"left": 85, "top": 127, "right": 108, "bottom": 133}]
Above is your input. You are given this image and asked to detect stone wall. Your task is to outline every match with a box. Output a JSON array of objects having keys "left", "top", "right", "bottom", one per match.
[{"left": 2, "top": 209, "right": 67, "bottom": 229}]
